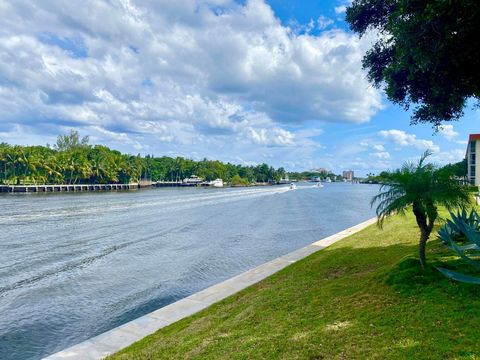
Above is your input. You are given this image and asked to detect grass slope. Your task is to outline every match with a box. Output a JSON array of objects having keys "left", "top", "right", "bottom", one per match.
[{"left": 109, "top": 213, "right": 480, "bottom": 360}]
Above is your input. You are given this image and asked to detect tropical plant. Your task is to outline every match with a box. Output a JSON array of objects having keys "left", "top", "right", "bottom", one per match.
[
  {"left": 437, "top": 208, "right": 480, "bottom": 284},
  {"left": 230, "top": 174, "right": 249, "bottom": 187},
  {"left": 371, "top": 151, "right": 471, "bottom": 269},
  {"left": 0, "top": 143, "right": 9, "bottom": 182}
]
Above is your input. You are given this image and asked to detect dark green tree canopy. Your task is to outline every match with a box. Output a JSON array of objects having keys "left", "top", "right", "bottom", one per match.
[
  {"left": 346, "top": 0, "right": 480, "bottom": 126},
  {"left": 0, "top": 131, "right": 288, "bottom": 185},
  {"left": 440, "top": 158, "right": 467, "bottom": 179}
]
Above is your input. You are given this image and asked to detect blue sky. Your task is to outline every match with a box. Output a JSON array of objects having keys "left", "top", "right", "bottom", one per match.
[{"left": 0, "top": 0, "right": 477, "bottom": 176}]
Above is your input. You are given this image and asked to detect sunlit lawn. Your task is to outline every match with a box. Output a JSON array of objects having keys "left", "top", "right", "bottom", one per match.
[{"left": 109, "top": 212, "right": 480, "bottom": 360}]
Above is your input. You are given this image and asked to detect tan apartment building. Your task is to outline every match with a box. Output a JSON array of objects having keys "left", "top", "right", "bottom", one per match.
[{"left": 342, "top": 170, "right": 354, "bottom": 181}]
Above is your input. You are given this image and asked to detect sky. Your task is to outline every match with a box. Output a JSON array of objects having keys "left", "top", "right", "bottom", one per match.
[{"left": 0, "top": 0, "right": 478, "bottom": 176}]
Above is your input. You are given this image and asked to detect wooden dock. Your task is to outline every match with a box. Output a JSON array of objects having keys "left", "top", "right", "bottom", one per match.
[{"left": 0, "top": 183, "right": 140, "bottom": 193}]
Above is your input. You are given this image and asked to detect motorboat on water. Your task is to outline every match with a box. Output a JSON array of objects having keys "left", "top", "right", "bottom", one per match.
[
  {"left": 289, "top": 182, "right": 297, "bottom": 190},
  {"left": 315, "top": 182, "right": 324, "bottom": 188}
]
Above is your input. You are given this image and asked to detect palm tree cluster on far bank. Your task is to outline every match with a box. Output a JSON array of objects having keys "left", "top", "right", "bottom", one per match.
[
  {"left": 0, "top": 130, "right": 287, "bottom": 186},
  {"left": 371, "top": 151, "right": 471, "bottom": 269}
]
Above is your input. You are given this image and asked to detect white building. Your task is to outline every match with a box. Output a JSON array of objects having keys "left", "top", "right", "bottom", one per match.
[{"left": 467, "top": 134, "right": 480, "bottom": 185}]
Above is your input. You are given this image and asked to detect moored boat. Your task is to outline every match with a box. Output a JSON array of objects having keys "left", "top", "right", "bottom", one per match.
[
  {"left": 183, "top": 175, "right": 204, "bottom": 185},
  {"left": 209, "top": 178, "right": 224, "bottom": 187}
]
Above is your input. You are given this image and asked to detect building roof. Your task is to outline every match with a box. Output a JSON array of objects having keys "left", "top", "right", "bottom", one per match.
[{"left": 466, "top": 134, "right": 480, "bottom": 159}]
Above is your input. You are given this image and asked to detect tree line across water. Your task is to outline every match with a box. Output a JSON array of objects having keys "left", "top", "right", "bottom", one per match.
[{"left": 0, "top": 131, "right": 288, "bottom": 185}]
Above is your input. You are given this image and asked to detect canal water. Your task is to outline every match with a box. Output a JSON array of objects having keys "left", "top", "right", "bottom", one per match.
[{"left": 0, "top": 183, "right": 379, "bottom": 359}]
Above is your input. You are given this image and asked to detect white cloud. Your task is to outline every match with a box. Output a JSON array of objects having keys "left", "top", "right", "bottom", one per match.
[
  {"left": 288, "top": 18, "right": 315, "bottom": 35},
  {"left": 0, "top": 0, "right": 387, "bottom": 171},
  {"left": 0, "top": 2, "right": 382, "bottom": 124},
  {"left": 430, "top": 149, "right": 465, "bottom": 165},
  {"left": 317, "top": 15, "right": 334, "bottom": 30},
  {"left": 244, "top": 127, "right": 294, "bottom": 147},
  {"left": 334, "top": 5, "right": 347, "bottom": 15},
  {"left": 371, "top": 151, "right": 390, "bottom": 159},
  {"left": 438, "top": 124, "right": 459, "bottom": 141},
  {"left": 358, "top": 141, "right": 389, "bottom": 159},
  {"left": 378, "top": 129, "right": 440, "bottom": 152},
  {"left": 437, "top": 124, "right": 468, "bottom": 145}
]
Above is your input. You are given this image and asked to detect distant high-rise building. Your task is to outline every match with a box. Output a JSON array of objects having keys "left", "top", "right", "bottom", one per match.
[{"left": 342, "top": 170, "right": 354, "bottom": 181}]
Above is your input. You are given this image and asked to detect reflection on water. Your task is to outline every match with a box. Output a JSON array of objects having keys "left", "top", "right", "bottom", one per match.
[{"left": 0, "top": 183, "right": 379, "bottom": 359}]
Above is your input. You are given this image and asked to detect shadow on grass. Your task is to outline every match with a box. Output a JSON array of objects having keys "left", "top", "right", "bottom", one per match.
[{"left": 383, "top": 254, "right": 480, "bottom": 298}]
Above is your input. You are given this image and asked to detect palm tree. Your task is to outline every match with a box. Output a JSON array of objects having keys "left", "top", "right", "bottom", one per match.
[
  {"left": 90, "top": 157, "right": 105, "bottom": 183},
  {"left": 75, "top": 155, "right": 92, "bottom": 184},
  {"left": 0, "top": 146, "right": 7, "bottom": 183},
  {"left": 371, "top": 151, "right": 471, "bottom": 269},
  {"left": 40, "top": 157, "right": 62, "bottom": 184},
  {"left": 6, "top": 147, "right": 24, "bottom": 184},
  {"left": 22, "top": 151, "right": 40, "bottom": 184}
]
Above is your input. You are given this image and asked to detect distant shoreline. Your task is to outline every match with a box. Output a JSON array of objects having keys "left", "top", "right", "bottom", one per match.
[
  {"left": 0, "top": 180, "right": 373, "bottom": 195},
  {"left": 0, "top": 181, "right": 289, "bottom": 194}
]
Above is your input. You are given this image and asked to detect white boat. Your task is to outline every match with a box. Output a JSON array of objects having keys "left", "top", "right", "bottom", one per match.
[
  {"left": 315, "top": 182, "right": 324, "bottom": 188},
  {"left": 209, "top": 178, "right": 224, "bottom": 188},
  {"left": 183, "top": 175, "right": 203, "bottom": 184},
  {"left": 289, "top": 182, "right": 297, "bottom": 190},
  {"left": 326, "top": 178, "right": 332, "bottom": 183}
]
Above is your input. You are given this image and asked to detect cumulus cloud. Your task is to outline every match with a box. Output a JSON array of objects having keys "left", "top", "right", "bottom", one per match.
[
  {"left": 244, "top": 127, "right": 295, "bottom": 147},
  {"left": 438, "top": 124, "right": 459, "bottom": 141},
  {"left": 372, "top": 144, "right": 385, "bottom": 152},
  {"left": 430, "top": 149, "right": 465, "bottom": 165},
  {"left": 358, "top": 141, "right": 390, "bottom": 160},
  {"left": 317, "top": 15, "right": 334, "bottom": 30},
  {"left": 0, "top": 1, "right": 383, "bottom": 157},
  {"left": 371, "top": 151, "right": 390, "bottom": 159},
  {"left": 437, "top": 124, "right": 467, "bottom": 145},
  {"left": 334, "top": 5, "right": 347, "bottom": 15},
  {"left": 378, "top": 129, "right": 440, "bottom": 152}
]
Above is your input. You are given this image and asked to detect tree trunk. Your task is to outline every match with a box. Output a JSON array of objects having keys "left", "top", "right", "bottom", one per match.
[
  {"left": 418, "top": 228, "right": 429, "bottom": 269},
  {"left": 412, "top": 201, "right": 431, "bottom": 269}
]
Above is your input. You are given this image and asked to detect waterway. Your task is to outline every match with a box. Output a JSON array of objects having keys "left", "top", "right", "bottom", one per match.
[{"left": 0, "top": 183, "right": 379, "bottom": 359}]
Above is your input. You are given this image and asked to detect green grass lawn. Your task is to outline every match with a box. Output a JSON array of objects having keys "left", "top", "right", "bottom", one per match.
[{"left": 109, "top": 213, "right": 480, "bottom": 360}]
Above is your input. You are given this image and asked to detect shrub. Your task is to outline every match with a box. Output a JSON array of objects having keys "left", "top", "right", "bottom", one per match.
[{"left": 436, "top": 208, "right": 480, "bottom": 284}]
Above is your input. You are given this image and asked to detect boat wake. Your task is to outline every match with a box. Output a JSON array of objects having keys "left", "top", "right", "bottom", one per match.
[{"left": 0, "top": 187, "right": 291, "bottom": 225}]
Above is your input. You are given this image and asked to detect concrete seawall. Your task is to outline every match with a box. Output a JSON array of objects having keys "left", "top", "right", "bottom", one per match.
[{"left": 44, "top": 217, "right": 377, "bottom": 360}]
